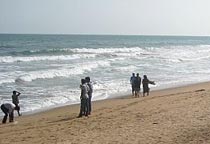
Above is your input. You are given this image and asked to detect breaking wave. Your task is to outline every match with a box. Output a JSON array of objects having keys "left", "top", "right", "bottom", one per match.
[{"left": 16, "top": 61, "right": 110, "bottom": 82}]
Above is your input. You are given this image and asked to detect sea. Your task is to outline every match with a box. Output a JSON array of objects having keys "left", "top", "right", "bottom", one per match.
[{"left": 0, "top": 34, "right": 210, "bottom": 116}]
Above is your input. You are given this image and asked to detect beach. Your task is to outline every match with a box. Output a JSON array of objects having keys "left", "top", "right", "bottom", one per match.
[
  {"left": 1, "top": 0, "right": 210, "bottom": 143},
  {"left": 1, "top": 35, "right": 210, "bottom": 116},
  {"left": 1, "top": 82, "right": 210, "bottom": 144}
]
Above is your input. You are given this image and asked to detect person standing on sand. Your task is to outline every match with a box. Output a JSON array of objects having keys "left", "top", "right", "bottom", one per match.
[
  {"left": 134, "top": 73, "right": 141, "bottom": 98},
  {"left": 12, "top": 90, "right": 21, "bottom": 116},
  {"left": 142, "top": 75, "right": 155, "bottom": 97},
  {"left": 1, "top": 103, "right": 19, "bottom": 123},
  {"left": 78, "top": 79, "right": 89, "bottom": 118},
  {"left": 130, "top": 73, "right": 136, "bottom": 96},
  {"left": 85, "top": 77, "right": 93, "bottom": 115}
]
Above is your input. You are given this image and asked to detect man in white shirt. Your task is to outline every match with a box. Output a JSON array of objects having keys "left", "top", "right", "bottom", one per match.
[
  {"left": 78, "top": 79, "right": 89, "bottom": 117},
  {"left": 1, "top": 103, "right": 19, "bottom": 123}
]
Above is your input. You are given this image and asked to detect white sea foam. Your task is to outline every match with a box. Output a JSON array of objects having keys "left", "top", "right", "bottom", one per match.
[
  {"left": 68, "top": 45, "right": 210, "bottom": 62},
  {"left": 16, "top": 61, "right": 110, "bottom": 82},
  {"left": 0, "top": 55, "right": 80, "bottom": 63},
  {"left": 0, "top": 71, "right": 23, "bottom": 84},
  {"left": 0, "top": 79, "right": 15, "bottom": 84},
  {"left": 147, "top": 45, "right": 210, "bottom": 63},
  {"left": 70, "top": 47, "right": 145, "bottom": 54},
  {"left": 91, "top": 79, "right": 130, "bottom": 100},
  {"left": 111, "top": 66, "right": 137, "bottom": 72}
]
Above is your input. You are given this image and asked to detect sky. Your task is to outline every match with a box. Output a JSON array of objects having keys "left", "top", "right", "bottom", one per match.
[{"left": 0, "top": 0, "right": 210, "bottom": 36}]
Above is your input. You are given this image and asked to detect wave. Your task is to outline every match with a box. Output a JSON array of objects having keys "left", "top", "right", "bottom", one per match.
[
  {"left": 10, "top": 48, "right": 74, "bottom": 56},
  {"left": 13, "top": 47, "right": 146, "bottom": 56},
  {"left": 0, "top": 79, "right": 15, "bottom": 84},
  {"left": 16, "top": 61, "right": 110, "bottom": 82},
  {"left": 70, "top": 45, "right": 210, "bottom": 62},
  {"left": 4, "top": 45, "right": 210, "bottom": 63},
  {"left": 70, "top": 47, "right": 145, "bottom": 54},
  {"left": 15, "top": 47, "right": 144, "bottom": 55},
  {"left": 0, "top": 55, "right": 82, "bottom": 63},
  {"left": 141, "top": 45, "right": 210, "bottom": 63},
  {"left": 0, "top": 45, "right": 15, "bottom": 49},
  {"left": 111, "top": 66, "right": 137, "bottom": 72}
]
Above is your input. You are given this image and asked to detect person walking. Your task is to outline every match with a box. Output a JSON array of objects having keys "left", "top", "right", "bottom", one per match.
[
  {"left": 1, "top": 103, "right": 19, "bottom": 123},
  {"left": 12, "top": 90, "right": 21, "bottom": 116},
  {"left": 85, "top": 77, "right": 93, "bottom": 115}
]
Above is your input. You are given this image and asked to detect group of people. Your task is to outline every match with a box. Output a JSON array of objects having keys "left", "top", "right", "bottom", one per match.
[
  {"left": 78, "top": 76, "right": 93, "bottom": 118},
  {"left": 130, "top": 73, "right": 155, "bottom": 97},
  {"left": 1, "top": 91, "right": 21, "bottom": 123},
  {"left": 0, "top": 76, "right": 94, "bottom": 123},
  {"left": 1, "top": 74, "right": 154, "bottom": 123}
]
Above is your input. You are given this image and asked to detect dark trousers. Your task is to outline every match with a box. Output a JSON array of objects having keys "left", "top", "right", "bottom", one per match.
[
  {"left": 1, "top": 105, "right": 8, "bottom": 123},
  {"left": 79, "top": 98, "right": 89, "bottom": 116},
  {"left": 132, "top": 85, "right": 135, "bottom": 93},
  {"left": 88, "top": 95, "right": 92, "bottom": 113}
]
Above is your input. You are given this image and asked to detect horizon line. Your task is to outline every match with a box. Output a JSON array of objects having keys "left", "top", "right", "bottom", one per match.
[{"left": 0, "top": 33, "right": 210, "bottom": 37}]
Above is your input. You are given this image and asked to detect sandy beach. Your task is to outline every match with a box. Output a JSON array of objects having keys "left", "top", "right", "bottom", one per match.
[{"left": 1, "top": 82, "right": 210, "bottom": 144}]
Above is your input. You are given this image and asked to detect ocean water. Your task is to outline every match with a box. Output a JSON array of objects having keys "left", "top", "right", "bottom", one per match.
[{"left": 0, "top": 34, "right": 210, "bottom": 116}]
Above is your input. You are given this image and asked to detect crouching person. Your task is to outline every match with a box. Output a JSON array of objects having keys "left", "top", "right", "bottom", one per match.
[{"left": 1, "top": 103, "right": 19, "bottom": 124}]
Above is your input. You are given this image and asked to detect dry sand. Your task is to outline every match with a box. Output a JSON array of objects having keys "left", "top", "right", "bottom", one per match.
[{"left": 1, "top": 82, "right": 210, "bottom": 144}]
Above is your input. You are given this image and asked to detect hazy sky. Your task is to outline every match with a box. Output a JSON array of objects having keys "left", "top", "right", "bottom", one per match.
[{"left": 1, "top": 0, "right": 210, "bottom": 36}]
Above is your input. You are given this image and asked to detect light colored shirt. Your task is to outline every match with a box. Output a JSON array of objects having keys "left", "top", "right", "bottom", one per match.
[
  {"left": 130, "top": 76, "right": 135, "bottom": 85},
  {"left": 81, "top": 84, "right": 88, "bottom": 99}
]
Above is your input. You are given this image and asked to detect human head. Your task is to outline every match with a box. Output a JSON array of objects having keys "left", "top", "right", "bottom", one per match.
[
  {"left": 137, "top": 73, "right": 139, "bottom": 77},
  {"left": 132, "top": 73, "right": 135, "bottom": 76},
  {"left": 144, "top": 75, "right": 147, "bottom": 79},
  {"left": 85, "top": 77, "right": 90, "bottom": 82},
  {"left": 81, "top": 79, "right": 86, "bottom": 84},
  {"left": 13, "top": 91, "right": 16, "bottom": 95}
]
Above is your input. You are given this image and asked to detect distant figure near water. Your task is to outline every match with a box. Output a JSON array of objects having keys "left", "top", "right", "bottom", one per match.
[
  {"left": 130, "top": 73, "right": 136, "bottom": 96},
  {"left": 78, "top": 79, "right": 89, "bottom": 118},
  {"left": 12, "top": 90, "right": 21, "bottom": 116},
  {"left": 85, "top": 77, "right": 93, "bottom": 115},
  {"left": 142, "top": 75, "right": 155, "bottom": 97},
  {"left": 134, "top": 73, "right": 141, "bottom": 98}
]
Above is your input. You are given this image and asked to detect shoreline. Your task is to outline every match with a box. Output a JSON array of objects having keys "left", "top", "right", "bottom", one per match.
[
  {"left": 1, "top": 81, "right": 210, "bottom": 143},
  {"left": 18, "top": 80, "right": 210, "bottom": 117}
]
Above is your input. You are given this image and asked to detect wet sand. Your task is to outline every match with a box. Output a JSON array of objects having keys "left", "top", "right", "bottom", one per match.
[{"left": 1, "top": 82, "right": 210, "bottom": 144}]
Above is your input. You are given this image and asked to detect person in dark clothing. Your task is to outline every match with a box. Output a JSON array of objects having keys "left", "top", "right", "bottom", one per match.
[
  {"left": 85, "top": 77, "right": 93, "bottom": 115},
  {"left": 130, "top": 73, "right": 136, "bottom": 96},
  {"left": 78, "top": 79, "right": 89, "bottom": 118},
  {"left": 142, "top": 75, "right": 155, "bottom": 97},
  {"left": 12, "top": 90, "right": 21, "bottom": 116},
  {"left": 1, "top": 103, "right": 19, "bottom": 123},
  {"left": 134, "top": 73, "right": 141, "bottom": 98}
]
